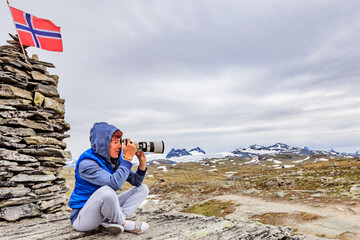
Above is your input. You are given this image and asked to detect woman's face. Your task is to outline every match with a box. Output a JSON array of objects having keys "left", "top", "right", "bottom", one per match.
[{"left": 109, "top": 136, "right": 122, "bottom": 159}]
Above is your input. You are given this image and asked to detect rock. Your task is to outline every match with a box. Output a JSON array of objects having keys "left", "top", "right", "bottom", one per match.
[
  {"left": 244, "top": 188, "right": 260, "bottom": 194},
  {"left": 2, "top": 65, "right": 31, "bottom": 80},
  {"left": 37, "top": 156, "right": 66, "bottom": 164},
  {"left": 23, "top": 136, "right": 67, "bottom": 148},
  {"left": 0, "top": 110, "right": 51, "bottom": 120},
  {"left": 32, "top": 182, "right": 52, "bottom": 189},
  {"left": 0, "top": 187, "right": 30, "bottom": 199},
  {"left": 0, "top": 148, "right": 38, "bottom": 162},
  {"left": 0, "top": 72, "right": 19, "bottom": 86},
  {"left": 28, "top": 58, "right": 55, "bottom": 68},
  {"left": 0, "top": 118, "right": 53, "bottom": 131},
  {"left": 0, "top": 99, "right": 35, "bottom": 110},
  {"left": 0, "top": 134, "right": 22, "bottom": 143},
  {"left": 0, "top": 203, "right": 41, "bottom": 221},
  {"left": 39, "top": 194, "right": 66, "bottom": 210},
  {"left": 33, "top": 83, "right": 59, "bottom": 97},
  {"left": 0, "top": 160, "right": 18, "bottom": 167},
  {"left": 34, "top": 185, "right": 62, "bottom": 195},
  {"left": 139, "top": 199, "right": 160, "bottom": 212},
  {"left": 31, "top": 71, "right": 57, "bottom": 85},
  {"left": 0, "top": 126, "right": 36, "bottom": 137},
  {"left": 275, "top": 190, "right": 287, "bottom": 197},
  {"left": 37, "top": 132, "right": 70, "bottom": 140},
  {"left": 49, "top": 119, "right": 71, "bottom": 131},
  {"left": 11, "top": 174, "right": 56, "bottom": 183},
  {"left": 14, "top": 59, "right": 33, "bottom": 71},
  {"left": 311, "top": 193, "right": 326, "bottom": 198},
  {"left": 43, "top": 97, "right": 65, "bottom": 114},
  {"left": 0, "top": 180, "right": 16, "bottom": 187},
  {"left": 3, "top": 165, "right": 36, "bottom": 173},
  {"left": 0, "top": 84, "right": 33, "bottom": 100},
  {"left": 350, "top": 185, "right": 360, "bottom": 195},
  {"left": 0, "top": 196, "right": 33, "bottom": 208},
  {"left": 18, "top": 148, "right": 72, "bottom": 158},
  {"left": 0, "top": 104, "right": 16, "bottom": 110},
  {"left": 0, "top": 141, "right": 27, "bottom": 149},
  {"left": 33, "top": 92, "right": 45, "bottom": 106},
  {"left": 0, "top": 56, "right": 22, "bottom": 68}
]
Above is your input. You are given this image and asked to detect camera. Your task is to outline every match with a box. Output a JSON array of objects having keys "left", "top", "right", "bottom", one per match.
[
  {"left": 122, "top": 139, "right": 164, "bottom": 154},
  {"left": 134, "top": 141, "right": 164, "bottom": 154}
]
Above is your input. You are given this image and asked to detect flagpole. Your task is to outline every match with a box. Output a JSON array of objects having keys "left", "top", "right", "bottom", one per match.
[{"left": 6, "top": 0, "right": 30, "bottom": 63}]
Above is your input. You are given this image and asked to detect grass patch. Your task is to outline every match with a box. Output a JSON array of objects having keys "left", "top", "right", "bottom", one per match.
[
  {"left": 251, "top": 211, "right": 321, "bottom": 226},
  {"left": 182, "top": 199, "right": 237, "bottom": 217}
]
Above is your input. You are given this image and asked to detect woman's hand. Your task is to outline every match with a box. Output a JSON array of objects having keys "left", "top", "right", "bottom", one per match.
[
  {"left": 136, "top": 151, "right": 147, "bottom": 170},
  {"left": 122, "top": 139, "right": 136, "bottom": 161}
]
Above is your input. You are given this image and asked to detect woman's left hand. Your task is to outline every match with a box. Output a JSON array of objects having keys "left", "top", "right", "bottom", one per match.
[{"left": 136, "top": 151, "right": 146, "bottom": 170}]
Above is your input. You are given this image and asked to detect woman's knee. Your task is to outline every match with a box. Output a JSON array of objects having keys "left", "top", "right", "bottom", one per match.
[
  {"left": 96, "top": 185, "right": 117, "bottom": 201},
  {"left": 138, "top": 184, "right": 149, "bottom": 195}
]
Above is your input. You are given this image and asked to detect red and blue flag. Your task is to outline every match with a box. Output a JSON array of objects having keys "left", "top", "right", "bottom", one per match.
[{"left": 9, "top": 6, "right": 63, "bottom": 52}]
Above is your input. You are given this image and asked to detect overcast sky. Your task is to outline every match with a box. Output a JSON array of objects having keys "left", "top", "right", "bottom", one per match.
[{"left": 1, "top": 0, "right": 360, "bottom": 159}]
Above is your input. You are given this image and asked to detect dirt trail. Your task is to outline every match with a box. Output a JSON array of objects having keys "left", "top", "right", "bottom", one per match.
[{"left": 212, "top": 194, "right": 360, "bottom": 239}]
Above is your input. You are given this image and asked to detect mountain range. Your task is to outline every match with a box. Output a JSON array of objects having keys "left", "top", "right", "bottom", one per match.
[
  {"left": 65, "top": 143, "right": 359, "bottom": 167},
  {"left": 231, "top": 143, "right": 355, "bottom": 158}
]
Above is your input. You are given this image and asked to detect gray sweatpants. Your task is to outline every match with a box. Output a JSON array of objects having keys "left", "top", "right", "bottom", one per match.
[{"left": 72, "top": 184, "right": 149, "bottom": 231}]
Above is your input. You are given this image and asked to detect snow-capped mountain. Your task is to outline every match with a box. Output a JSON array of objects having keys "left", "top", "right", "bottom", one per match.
[
  {"left": 166, "top": 148, "right": 191, "bottom": 158},
  {"left": 166, "top": 147, "right": 206, "bottom": 158},
  {"left": 189, "top": 147, "right": 206, "bottom": 155},
  {"left": 232, "top": 143, "right": 353, "bottom": 158}
]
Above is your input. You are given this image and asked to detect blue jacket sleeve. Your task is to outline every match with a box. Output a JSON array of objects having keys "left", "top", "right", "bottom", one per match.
[
  {"left": 78, "top": 159, "right": 132, "bottom": 190},
  {"left": 127, "top": 168, "right": 147, "bottom": 187}
]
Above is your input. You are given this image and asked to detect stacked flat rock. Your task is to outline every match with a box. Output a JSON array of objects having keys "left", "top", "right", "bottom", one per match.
[{"left": 0, "top": 34, "right": 71, "bottom": 221}]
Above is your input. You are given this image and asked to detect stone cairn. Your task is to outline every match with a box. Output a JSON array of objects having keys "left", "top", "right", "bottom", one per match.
[{"left": 0, "top": 34, "right": 71, "bottom": 221}]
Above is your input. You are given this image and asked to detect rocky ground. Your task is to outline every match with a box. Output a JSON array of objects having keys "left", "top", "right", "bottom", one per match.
[
  {"left": 2, "top": 155, "right": 359, "bottom": 239},
  {"left": 134, "top": 155, "right": 360, "bottom": 239}
]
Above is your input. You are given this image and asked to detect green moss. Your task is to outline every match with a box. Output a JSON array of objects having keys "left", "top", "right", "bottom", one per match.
[{"left": 182, "top": 199, "right": 236, "bottom": 217}]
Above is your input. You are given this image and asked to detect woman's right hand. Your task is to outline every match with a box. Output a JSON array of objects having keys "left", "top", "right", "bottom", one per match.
[{"left": 122, "top": 138, "right": 137, "bottom": 161}]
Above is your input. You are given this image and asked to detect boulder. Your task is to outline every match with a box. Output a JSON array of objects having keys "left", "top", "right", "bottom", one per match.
[{"left": 0, "top": 203, "right": 41, "bottom": 221}]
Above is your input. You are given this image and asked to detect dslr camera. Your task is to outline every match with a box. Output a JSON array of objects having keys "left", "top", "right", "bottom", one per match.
[{"left": 123, "top": 140, "right": 165, "bottom": 154}]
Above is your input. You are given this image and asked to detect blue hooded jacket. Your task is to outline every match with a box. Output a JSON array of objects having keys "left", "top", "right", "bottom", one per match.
[{"left": 68, "top": 122, "right": 146, "bottom": 224}]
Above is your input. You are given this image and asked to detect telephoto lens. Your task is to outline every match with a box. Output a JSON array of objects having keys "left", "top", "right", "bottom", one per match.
[{"left": 134, "top": 141, "right": 164, "bottom": 154}]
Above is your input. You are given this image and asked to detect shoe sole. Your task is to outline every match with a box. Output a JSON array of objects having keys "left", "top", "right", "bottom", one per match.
[{"left": 101, "top": 225, "right": 124, "bottom": 235}]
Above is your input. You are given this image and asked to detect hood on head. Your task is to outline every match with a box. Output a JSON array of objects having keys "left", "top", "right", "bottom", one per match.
[{"left": 90, "top": 122, "right": 119, "bottom": 163}]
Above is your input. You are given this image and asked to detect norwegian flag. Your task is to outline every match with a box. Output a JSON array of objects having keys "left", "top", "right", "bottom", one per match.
[{"left": 9, "top": 6, "right": 63, "bottom": 52}]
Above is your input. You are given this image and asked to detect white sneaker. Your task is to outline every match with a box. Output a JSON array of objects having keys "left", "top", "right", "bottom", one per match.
[
  {"left": 100, "top": 222, "right": 124, "bottom": 235},
  {"left": 123, "top": 220, "right": 149, "bottom": 234}
]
